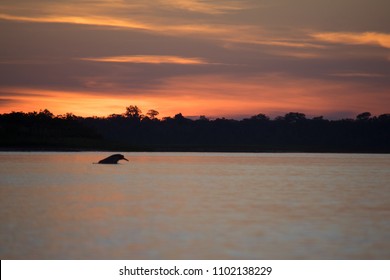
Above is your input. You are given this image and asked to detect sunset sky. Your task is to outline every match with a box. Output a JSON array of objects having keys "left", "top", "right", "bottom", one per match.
[{"left": 1, "top": 0, "right": 389, "bottom": 119}]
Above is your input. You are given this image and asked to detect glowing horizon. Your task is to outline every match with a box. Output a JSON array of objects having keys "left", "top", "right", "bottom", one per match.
[{"left": 2, "top": 72, "right": 388, "bottom": 119}]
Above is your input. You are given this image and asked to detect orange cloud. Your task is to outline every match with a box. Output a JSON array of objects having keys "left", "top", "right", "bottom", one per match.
[
  {"left": 0, "top": 12, "right": 255, "bottom": 41},
  {"left": 226, "top": 37, "right": 324, "bottom": 49},
  {"left": 0, "top": 13, "right": 150, "bottom": 30},
  {"left": 0, "top": 4, "right": 311, "bottom": 52},
  {"left": 2, "top": 2, "right": 389, "bottom": 62},
  {"left": 0, "top": 4, "right": 323, "bottom": 58},
  {"left": 0, "top": 12, "right": 251, "bottom": 48},
  {"left": 78, "top": 55, "right": 210, "bottom": 65},
  {"left": 264, "top": 50, "right": 321, "bottom": 59},
  {"left": 162, "top": 0, "right": 251, "bottom": 14},
  {"left": 312, "top": 32, "right": 390, "bottom": 49}
]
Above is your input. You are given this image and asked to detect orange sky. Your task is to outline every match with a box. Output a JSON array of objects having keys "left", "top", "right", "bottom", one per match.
[{"left": 0, "top": 0, "right": 389, "bottom": 119}]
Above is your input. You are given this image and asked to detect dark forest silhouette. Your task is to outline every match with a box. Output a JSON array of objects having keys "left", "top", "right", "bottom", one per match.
[{"left": 1, "top": 106, "right": 389, "bottom": 152}]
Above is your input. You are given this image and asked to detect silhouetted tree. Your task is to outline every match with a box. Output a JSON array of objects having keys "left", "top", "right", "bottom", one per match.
[
  {"left": 312, "top": 116, "right": 324, "bottom": 121},
  {"left": 124, "top": 105, "right": 142, "bottom": 120},
  {"left": 284, "top": 112, "right": 306, "bottom": 123},
  {"left": 37, "top": 109, "right": 54, "bottom": 121},
  {"left": 198, "top": 115, "right": 209, "bottom": 122},
  {"left": 250, "top": 113, "right": 270, "bottom": 121},
  {"left": 108, "top": 114, "right": 124, "bottom": 119},
  {"left": 146, "top": 109, "right": 159, "bottom": 120},
  {"left": 378, "top": 114, "right": 390, "bottom": 121},
  {"left": 1, "top": 107, "right": 389, "bottom": 152},
  {"left": 59, "top": 113, "right": 79, "bottom": 120},
  {"left": 274, "top": 116, "right": 285, "bottom": 121},
  {"left": 356, "top": 112, "right": 371, "bottom": 121}
]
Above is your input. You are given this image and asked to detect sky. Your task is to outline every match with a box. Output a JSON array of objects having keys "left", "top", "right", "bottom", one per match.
[{"left": 0, "top": 0, "right": 389, "bottom": 119}]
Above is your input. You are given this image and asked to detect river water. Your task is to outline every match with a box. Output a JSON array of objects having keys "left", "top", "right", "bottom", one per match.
[{"left": 0, "top": 152, "right": 389, "bottom": 259}]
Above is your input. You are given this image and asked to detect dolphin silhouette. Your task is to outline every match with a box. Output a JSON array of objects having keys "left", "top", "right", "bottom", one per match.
[{"left": 98, "top": 154, "right": 129, "bottom": 164}]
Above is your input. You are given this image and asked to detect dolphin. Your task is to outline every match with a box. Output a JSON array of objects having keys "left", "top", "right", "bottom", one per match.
[{"left": 98, "top": 154, "right": 129, "bottom": 164}]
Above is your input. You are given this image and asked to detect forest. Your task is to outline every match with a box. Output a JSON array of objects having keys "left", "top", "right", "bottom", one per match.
[{"left": 0, "top": 106, "right": 389, "bottom": 153}]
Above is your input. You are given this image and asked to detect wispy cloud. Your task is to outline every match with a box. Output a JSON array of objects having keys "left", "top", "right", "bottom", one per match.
[
  {"left": 0, "top": 12, "right": 253, "bottom": 47},
  {"left": 0, "top": 2, "right": 306, "bottom": 51},
  {"left": 78, "top": 55, "right": 211, "bottom": 65},
  {"left": 265, "top": 50, "right": 321, "bottom": 59},
  {"left": 312, "top": 32, "right": 390, "bottom": 49},
  {"left": 0, "top": 98, "right": 16, "bottom": 105},
  {"left": 329, "top": 72, "right": 386, "bottom": 78},
  {"left": 161, "top": 0, "right": 251, "bottom": 14},
  {"left": 0, "top": 13, "right": 150, "bottom": 30},
  {"left": 226, "top": 36, "right": 325, "bottom": 49}
]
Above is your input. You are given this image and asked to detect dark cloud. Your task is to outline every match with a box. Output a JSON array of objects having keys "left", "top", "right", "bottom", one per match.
[
  {"left": 0, "top": 90, "right": 50, "bottom": 97},
  {"left": 0, "top": 98, "right": 16, "bottom": 105},
  {"left": 239, "top": 0, "right": 390, "bottom": 32}
]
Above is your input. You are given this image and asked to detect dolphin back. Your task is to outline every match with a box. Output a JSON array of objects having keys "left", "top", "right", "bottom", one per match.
[{"left": 98, "top": 154, "right": 128, "bottom": 164}]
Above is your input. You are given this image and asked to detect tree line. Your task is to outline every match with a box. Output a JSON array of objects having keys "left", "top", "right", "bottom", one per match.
[{"left": 0, "top": 106, "right": 389, "bottom": 152}]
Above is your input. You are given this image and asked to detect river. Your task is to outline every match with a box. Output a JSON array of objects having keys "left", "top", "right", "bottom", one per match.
[{"left": 0, "top": 152, "right": 389, "bottom": 259}]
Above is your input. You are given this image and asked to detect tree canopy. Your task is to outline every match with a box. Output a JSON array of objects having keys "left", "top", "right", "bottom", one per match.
[{"left": 1, "top": 107, "right": 389, "bottom": 152}]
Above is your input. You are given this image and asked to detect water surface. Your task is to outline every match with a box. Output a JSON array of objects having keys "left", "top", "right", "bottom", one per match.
[{"left": 0, "top": 152, "right": 389, "bottom": 259}]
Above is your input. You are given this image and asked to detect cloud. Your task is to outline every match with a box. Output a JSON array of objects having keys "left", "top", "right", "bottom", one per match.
[
  {"left": 0, "top": 58, "right": 62, "bottom": 65},
  {"left": 0, "top": 1, "right": 348, "bottom": 62},
  {"left": 312, "top": 32, "right": 390, "bottom": 49},
  {"left": 329, "top": 72, "right": 387, "bottom": 78},
  {"left": 0, "top": 3, "right": 312, "bottom": 51},
  {"left": 161, "top": 0, "right": 251, "bottom": 14},
  {"left": 0, "top": 13, "right": 150, "bottom": 30},
  {"left": 78, "top": 55, "right": 211, "bottom": 65},
  {"left": 0, "top": 12, "right": 256, "bottom": 50},
  {"left": 2, "top": 1, "right": 390, "bottom": 54},
  {"left": 0, "top": 98, "right": 16, "bottom": 105},
  {"left": 0, "top": 0, "right": 251, "bottom": 34},
  {"left": 272, "top": 51, "right": 321, "bottom": 59},
  {"left": 225, "top": 36, "right": 325, "bottom": 49}
]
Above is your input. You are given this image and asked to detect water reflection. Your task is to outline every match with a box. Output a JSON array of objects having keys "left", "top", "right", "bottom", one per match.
[{"left": 0, "top": 152, "right": 389, "bottom": 259}]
